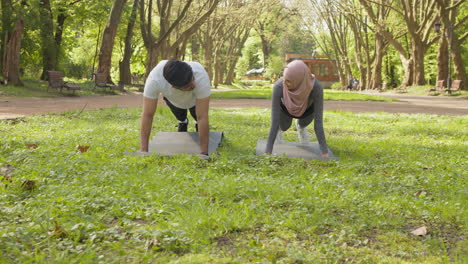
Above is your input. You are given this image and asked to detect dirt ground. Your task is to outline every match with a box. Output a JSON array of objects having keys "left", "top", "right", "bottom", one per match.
[{"left": 0, "top": 91, "right": 467, "bottom": 120}]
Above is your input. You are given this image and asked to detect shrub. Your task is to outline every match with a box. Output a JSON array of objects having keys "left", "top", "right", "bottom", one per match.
[{"left": 331, "top": 82, "right": 343, "bottom": 90}]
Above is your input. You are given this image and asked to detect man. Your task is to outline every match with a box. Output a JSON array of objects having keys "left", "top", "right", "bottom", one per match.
[{"left": 140, "top": 59, "right": 211, "bottom": 157}]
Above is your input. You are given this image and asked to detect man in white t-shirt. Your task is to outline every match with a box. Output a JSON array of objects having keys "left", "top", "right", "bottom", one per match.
[{"left": 140, "top": 59, "right": 211, "bottom": 157}]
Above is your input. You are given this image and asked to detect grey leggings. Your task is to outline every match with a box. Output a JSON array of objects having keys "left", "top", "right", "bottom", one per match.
[{"left": 278, "top": 105, "right": 314, "bottom": 131}]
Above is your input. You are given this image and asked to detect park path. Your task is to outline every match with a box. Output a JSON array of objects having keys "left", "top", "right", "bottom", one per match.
[{"left": 0, "top": 91, "right": 467, "bottom": 120}]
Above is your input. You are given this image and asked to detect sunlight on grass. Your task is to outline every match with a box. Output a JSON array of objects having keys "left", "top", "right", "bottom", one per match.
[
  {"left": 0, "top": 107, "right": 466, "bottom": 263},
  {"left": 0, "top": 79, "right": 133, "bottom": 98},
  {"left": 212, "top": 89, "right": 396, "bottom": 101}
]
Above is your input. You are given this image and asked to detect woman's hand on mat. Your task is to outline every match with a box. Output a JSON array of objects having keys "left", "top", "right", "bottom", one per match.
[
  {"left": 198, "top": 152, "right": 210, "bottom": 160},
  {"left": 322, "top": 152, "right": 329, "bottom": 158}
]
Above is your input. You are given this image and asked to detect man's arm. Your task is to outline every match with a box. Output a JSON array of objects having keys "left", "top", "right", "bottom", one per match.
[
  {"left": 195, "top": 96, "right": 210, "bottom": 154},
  {"left": 140, "top": 97, "right": 158, "bottom": 152}
]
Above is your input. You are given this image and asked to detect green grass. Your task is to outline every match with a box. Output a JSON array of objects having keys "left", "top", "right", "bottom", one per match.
[
  {"left": 0, "top": 79, "right": 134, "bottom": 98},
  {"left": 0, "top": 107, "right": 466, "bottom": 263},
  {"left": 212, "top": 89, "right": 397, "bottom": 101},
  {"left": 388, "top": 85, "right": 468, "bottom": 99}
]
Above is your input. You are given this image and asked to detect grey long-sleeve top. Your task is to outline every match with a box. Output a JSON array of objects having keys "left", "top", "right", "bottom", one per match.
[{"left": 265, "top": 78, "right": 328, "bottom": 154}]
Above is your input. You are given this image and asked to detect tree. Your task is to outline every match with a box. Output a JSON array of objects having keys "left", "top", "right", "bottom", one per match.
[
  {"left": 359, "top": 0, "right": 414, "bottom": 86},
  {"left": 309, "top": 0, "right": 352, "bottom": 85},
  {"left": 139, "top": 0, "right": 220, "bottom": 76},
  {"left": 119, "top": 0, "right": 139, "bottom": 84},
  {"left": 435, "top": 0, "right": 467, "bottom": 90},
  {"left": 253, "top": 0, "right": 292, "bottom": 68},
  {"left": 1, "top": 0, "right": 25, "bottom": 85},
  {"left": 2, "top": 19, "right": 25, "bottom": 86},
  {"left": 197, "top": 0, "right": 253, "bottom": 85},
  {"left": 97, "top": 0, "right": 128, "bottom": 83},
  {"left": 39, "top": 0, "right": 57, "bottom": 79}
]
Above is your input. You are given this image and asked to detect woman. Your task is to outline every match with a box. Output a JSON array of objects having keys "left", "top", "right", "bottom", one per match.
[{"left": 265, "top": 60, "right": 329, "bottom": 157}]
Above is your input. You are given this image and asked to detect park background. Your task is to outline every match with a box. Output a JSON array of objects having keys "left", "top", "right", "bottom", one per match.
[{"left": 0, "top": 0, "right": 467, "bottom": 93}]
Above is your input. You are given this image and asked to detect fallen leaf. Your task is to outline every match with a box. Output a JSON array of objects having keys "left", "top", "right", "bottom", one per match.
[
  {"left": 26, "top": 144, "right": 38, "bottom": 149},
  {"left": 21, "top": 180, "right": 36, "bottom": 190},
  {"left": 410, "top": 226, "right": 427, "bottom": 236},
  {"left": 0, "top": 165, "right": 14, "bottom": 177},
  {"left": 48, "top": 220, "right": 68, "bottom": 239},
  {"left": 414, "top": 190, "right": 429, "bottom": 197},
  {"left": 1, "top": 165, "right": 14, "bottom": 186},
  {"left": 77, "top": 145, "right": 90, "bottom": 153}
]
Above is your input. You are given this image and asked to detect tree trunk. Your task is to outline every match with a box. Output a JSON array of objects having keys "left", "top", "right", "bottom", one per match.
[
  {"left": 401, "top": 55, "right": 413, "bottom": 85},
  {"left": 120, "top": 0, "right": 139, "bottom": 85},
  {"left": 436, "top": 33, "right": 448, "bottom": 83},
  {"left": 259, "top": 33, "right": 270, "bottom": 68},
  {"left": 435, "top": 0, "right": 468, "bottom": 90},
  {"left": 450, "top": 32, "right": 467, "bottom": 90},
  {"left": 2, "top": 19, "right": 24, "bottom": 86},
  {"left": 1, "top": 0, "right": 15, "bottom": 73},
  {"left": 97, "top": 0, "right": 127, "bottom": 84},
  {"left": 225, "top": 28, "right": 249, "bottom": 84},
  {"left": 203, "top": 37, "right": 214, "bottom": 80},
  {"left": 54, "top": 8, "right": 67, "bottom": 67},
  {"left": 190, "top": 35, "right": 200, "bottom": 61},
  {"left": 39, "top": 0, "right": 57, "bottom": 80},
  {"left": 411, "top": 39, "right": 426, "bottom": 85},
  {"left": 371, "top": 34, "right": 385, "bottom": 89}
]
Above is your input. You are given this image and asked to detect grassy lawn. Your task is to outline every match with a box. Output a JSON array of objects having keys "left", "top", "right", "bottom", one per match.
[
  {"left": 0, "top": 79, "right": 137, "bottom": 98},
  {"left": 1, "top": 107, "right": 467, "bottom": 263},
  {"left": 212, "top": 89, "right": 397, "bottom": 102},
  {"left": 385, "top": 85, "right": 468, "bottom": 99}
]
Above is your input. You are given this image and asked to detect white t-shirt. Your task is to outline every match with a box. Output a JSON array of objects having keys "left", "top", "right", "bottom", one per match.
[{"left": 143, "top": 60, "right": 211, "bottom": 109}]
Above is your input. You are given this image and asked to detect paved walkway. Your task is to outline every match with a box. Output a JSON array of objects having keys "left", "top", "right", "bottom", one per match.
[{"left": 0, "top": 92, "right": 467, "bottom": 119}]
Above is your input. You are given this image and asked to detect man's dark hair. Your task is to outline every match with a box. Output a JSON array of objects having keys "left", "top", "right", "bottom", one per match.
[{"left": 163, "top": 59, "right": 193, "bottom": 87}]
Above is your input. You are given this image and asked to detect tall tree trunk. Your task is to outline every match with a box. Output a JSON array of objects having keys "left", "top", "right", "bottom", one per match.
[
  {"left": 2, "top": 19, "right": 24, "bottom": 86},
  {"left": 371, "top": 34, "right": 386, "bottom": 89},
  {"left": 190, "top": 35, "right": 200, "bottom": 61},
  {"left": 259, "top": 33, "right": 270, "bottom": 68},
  {"left": 435, "top": 0, "right": 468, "bottom": 90},
  {"left": 97, "top": 0, "right": 127, "bottom": 84},
  {"left": 0, "top": 0, "right": 15, "bottom": 74},
  {"left": 411, "top": 39, "right": 426, "bottom": 85},
  {"left": 120, "top": 0, "right": 139, "bottom": 85},
  {"left": 203, "top": 38, "right": 214, "bottom": 79},
  {"left": 225, "top": 28, "right": 249, "bottom": 84},
  {"left": 39, "top": 0, "right": 57, "bottom": 80},
  {"left": 450, "top": 30, "right": 467, "bottom": 90},
  {"left": 54, "top": 8, "right": 67, "bottom": 67},
  {"left": 401, "top": 55, "right": 413, "bottom": 85},
  {"left": 436, "top": 27, "right": 449, "bottom": 83}
]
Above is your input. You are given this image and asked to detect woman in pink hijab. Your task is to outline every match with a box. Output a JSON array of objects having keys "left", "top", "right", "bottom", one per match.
[{"left": 265, "top": 60, "right": 329, "bottom": 157}]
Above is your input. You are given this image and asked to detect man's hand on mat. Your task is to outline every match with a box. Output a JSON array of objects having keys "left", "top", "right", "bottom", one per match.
[{"left": 322, "top": 152, "right": 329, "bottom": 158}]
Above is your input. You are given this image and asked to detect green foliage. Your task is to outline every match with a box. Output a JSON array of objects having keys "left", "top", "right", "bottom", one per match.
[
  {"left": 264, "top": 55, "right": 284, "bottom": 79},
  {"left": 236, "top": 31, "right": 263, "bottom": 77},
  {"left": 0, "top": 79, "right": 130, "bottom": 97},
  {"left": 331, "top": 82, "right": 343, "bottom": 90},
  {"left": 0, "top": 108, "right": 466, "bottom": 262}
]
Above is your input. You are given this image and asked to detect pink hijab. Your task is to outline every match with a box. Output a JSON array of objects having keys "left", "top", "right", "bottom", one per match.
[{"left": 282, "top": 60, "right": 315, "bottom": 117}]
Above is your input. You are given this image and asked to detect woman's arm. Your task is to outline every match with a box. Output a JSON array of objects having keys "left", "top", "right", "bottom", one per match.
[
  {"left": 265, "top": 80, "right": 283, "bottom": 154},
  {"left": 312, "top": 82, "right": 329, "bottom": 156}
]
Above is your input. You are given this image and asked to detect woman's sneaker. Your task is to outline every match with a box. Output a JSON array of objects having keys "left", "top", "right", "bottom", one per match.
[
  {"left": 276, "top": 129, "right": 284, "bottom": 144},
  {"left": 296, "top": 119, "right": 310, "bottom": 144}
]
